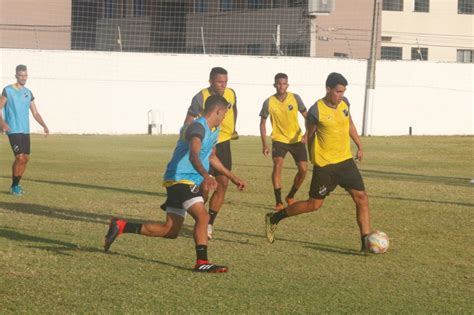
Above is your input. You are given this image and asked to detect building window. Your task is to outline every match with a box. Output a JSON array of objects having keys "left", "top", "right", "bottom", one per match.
[
  {"left": 383, "top": 0, "right": 403, "bottom": 11},
  {"left": 457, "top": 49, "right": 473, "bottom": 63},
  {"left": 411, "top": 47, "right": 428, "bottom": 60},
  {"left": 249, "top": 0, "right": 264, "bottom": 9},
  {"left": 195, "top": 0, "right": 209, "bottom": 12},
  {"left": 133, "top": 0, "right": 144, "bottom": 16},
  {"left": 381, "top": 46, "right": 402, "bottom": 60},
  {"left": 247, "top": 44, "right": 262, "bottom": 55},
  {"left": 334, "top": 52, "right": 349, "bottom": 58},
  {"left": 458, "top": 0, "right": 474, "bottom": 14},
  {"left": 414, "top": 0, "right": 429, "bottom": 12},
  {"left": 220, "top": 0, "right": 233, "bottom": 11},
  {"left": 288, "top": 0, "right": 304, "bottom": 7}
]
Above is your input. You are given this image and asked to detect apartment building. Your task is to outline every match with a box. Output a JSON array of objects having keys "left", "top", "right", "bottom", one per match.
[{"left": 381, "top": 0, "right": 473, "bottom": 62}]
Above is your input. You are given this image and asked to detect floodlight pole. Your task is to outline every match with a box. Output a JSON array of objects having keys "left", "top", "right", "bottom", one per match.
[{"left": 362, "top": 0, "right": 381, "bottom": 136}]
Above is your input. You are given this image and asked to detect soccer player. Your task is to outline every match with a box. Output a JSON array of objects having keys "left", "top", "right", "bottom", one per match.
[
  {"left": 259, "top": 73, "right": 308, "bottom": 211},
  {"left": 265, "top": 72, "right": 373, "bottom": 252},
  {"left": 0, "top": 64, "right": 49, "bottom": 195},
  {"left": 183, "top": 67, "right": 238, "bottom": 239},
  {"left": 104, "top": 95, "right": 246, "bottom": 273}
]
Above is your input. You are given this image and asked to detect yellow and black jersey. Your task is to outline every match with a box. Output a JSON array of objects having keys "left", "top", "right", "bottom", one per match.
[
  {"left": 307, "top": 97, "right": 352, "bottom": 167},
  {"left": 188, "top": 87, "right": 236, "bottom": 143},
  {"left": 259, "top": 92, "right": 306, "bottom": 144}
]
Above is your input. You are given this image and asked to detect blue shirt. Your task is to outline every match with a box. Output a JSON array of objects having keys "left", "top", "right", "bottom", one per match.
[
  {"left": 2, "top": 84, "right": 34, "bottom": 134},
  {"left": 163, "top": 117, "right": 219, "bottom": 186}
]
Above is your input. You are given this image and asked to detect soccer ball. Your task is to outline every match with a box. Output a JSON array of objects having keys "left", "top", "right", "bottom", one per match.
[{"left": 365, "top": 230, "right": 389, "bottom": 254}]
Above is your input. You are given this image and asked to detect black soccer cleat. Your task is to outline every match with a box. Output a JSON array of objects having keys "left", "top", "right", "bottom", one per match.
[
  {"left": 104, "top": 218, "right": 122, "bottom": 252},
  {"left": 194, "top": 261, "right": 228, "bottom": 273}
]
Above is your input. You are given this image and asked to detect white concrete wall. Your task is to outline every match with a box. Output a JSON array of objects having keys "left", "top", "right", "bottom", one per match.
[{"left": 0, "top": 48, "right": 472, "bottom": 136}]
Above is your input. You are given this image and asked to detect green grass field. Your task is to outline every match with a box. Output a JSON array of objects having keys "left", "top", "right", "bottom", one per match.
[{"left": 0, "top": 135, "right": 472, "bottom": 313}]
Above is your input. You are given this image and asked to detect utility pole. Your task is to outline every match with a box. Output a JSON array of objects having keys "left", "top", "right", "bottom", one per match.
[{"left": 362, "top": 0, "right": 381, "bottom": 136}]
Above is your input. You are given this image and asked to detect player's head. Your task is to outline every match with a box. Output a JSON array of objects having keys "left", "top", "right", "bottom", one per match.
[
  {"left": 274, "top": 73, "right": 289, "bottom": 95},
  {"left": 15, "top": 64, "right": 28, "bottom": 86},
  {"left": 325, "top": 72, "right": 348, "bottom": 105},
  {"left": 209, "top": 67, "right": 228, "bottom": 96},
  {"left": 203, "top": 95, "right": 229, "bottom": 127}
]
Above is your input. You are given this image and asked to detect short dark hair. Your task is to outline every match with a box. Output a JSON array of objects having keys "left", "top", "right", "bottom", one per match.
[
  {"left": 203, "top": 95, "right": 228, "bottom": 114},
  {"left": 209, "top": 67, "right": 228, "bottom": 80},
  {"left": 326, "top": 72, "right": 348, "bottom": 88},
  {"left": 16, "top": 64, "right": 27, "bottom": 73},
  {"left": 274, "top": 73, "right": 288, "bottom": 82}
]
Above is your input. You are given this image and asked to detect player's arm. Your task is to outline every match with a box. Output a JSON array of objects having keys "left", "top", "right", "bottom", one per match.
[
  {"left": 259, "top": 99, "right": 270, "bottom": 156},
  {"left": 29, "top": 101, "right": 49, "bottom": 135},
  {"left": 0, "top": 94, "right": 10, "bottom": 132},
  {"left": 305, "top": 103, "right": 318, "bottom": 154},
  {"left": 233, "top": 92, "right": 238, "bottom": 132},
  {"left": 209, "top": 148, "right": 246, "bottom": 191},
  {"left": 188, "top": 136, "right": 217, "bottom": 192},
  {"left": 349, "top": 116, "right": 363, "bottom": 162},
  {"left": 184, "top": 93, "right": 203, "bottom": 125}
]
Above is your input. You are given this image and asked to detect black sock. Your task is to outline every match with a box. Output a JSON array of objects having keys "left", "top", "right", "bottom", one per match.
[
  {"left": 12, "top": 176, "right": 21, "bottom": 187},
  {"left": 123, "top": 222, "right": 142, "bottom": 234},
  {"left": 208, "top": 209, "right": 218, "bottom": 225},
  {"left": 274, "top": 188, "right": 283, "bottom": 204},
  {"left": 271, "top": 209, "right": 288, "bottom": 225},
  {"left": 287, "top": 185, "right": 298, "bottom": 199},
  {"left": 196, "top": 244, "right": 208, "bottom": 261}
]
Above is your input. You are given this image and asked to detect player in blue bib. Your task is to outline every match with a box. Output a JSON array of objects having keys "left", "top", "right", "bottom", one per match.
[
  {"left": 104, "top": 95, "right": 246, "bottom": 273},
  {"left": 0, "top": 65, "right": 49, "bottom": 195}
]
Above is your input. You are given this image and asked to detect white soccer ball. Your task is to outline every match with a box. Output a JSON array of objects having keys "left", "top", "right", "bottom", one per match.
[{"left": 365, "top": 230, "right": 389, "bottom": 254}]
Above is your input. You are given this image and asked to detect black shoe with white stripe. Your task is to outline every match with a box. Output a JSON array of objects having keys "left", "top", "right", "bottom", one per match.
[{"left": 194, "top": 261, "right": 228, "bottom": 273}]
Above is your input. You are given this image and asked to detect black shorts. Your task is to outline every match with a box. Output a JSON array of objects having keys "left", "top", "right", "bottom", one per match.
[
  {"left": 210, "top": 140, "right": 232, "bottom": 176},
  {"left": 272, "top": 141, "right": 308, "bottom": 162},
  {"left": 164, "top": 184, "right": 204, "bottom": 217},
  {"left": 309, "top": 158, "right": 365, "bottom": 199},
  {"left": 8, "top": 133, "right": 31, "bottom": 155}
]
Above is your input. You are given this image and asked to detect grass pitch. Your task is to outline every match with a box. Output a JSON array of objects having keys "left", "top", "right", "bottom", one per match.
[{"left": 0, "top": 135, "right": 473, "bottom": 313}]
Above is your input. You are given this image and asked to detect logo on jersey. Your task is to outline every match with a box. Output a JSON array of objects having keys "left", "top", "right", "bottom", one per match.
[
  {"left": 343, "top": 109, "right": 349, "bottom": 117},
  {"left": 318, "top": 185, "right": 327, "bottom": 196},
  {"left": 288, "top": 104, "right": 294, "bottom": 111},
  {"left": 23, "top": 92, "right": 29, "bottom": 98},
  {"left": 190, "top": 184, "right": 200, "bottom": 194}
]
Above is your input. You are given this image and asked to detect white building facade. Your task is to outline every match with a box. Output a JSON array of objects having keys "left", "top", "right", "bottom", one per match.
[{"left": 381, "top": 0, "right": 473, "bottom": 62}]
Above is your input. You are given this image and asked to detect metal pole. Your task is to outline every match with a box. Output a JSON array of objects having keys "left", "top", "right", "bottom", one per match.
[
  {"left": 276, "top": 24, "right": 281, "bottom": 56},
  {"left": 117, "top": 26, "right": 123, "bottom": 52},
  {"left": 200, "top": 26, "right": 206, "bottom": 54},
  {"left": 362, "top": 0, "right": 381, "bottom": 136},
  {"left": 309, "top": 17, "right": 317, "bottom": 57}
]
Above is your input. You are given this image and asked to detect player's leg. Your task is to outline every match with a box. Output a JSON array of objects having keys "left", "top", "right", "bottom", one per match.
[
  {"left": 207, "top": 140, "right": 231, "bottom": 239},
  {"left": 265, "top": 165, "right": 333, "bottom": 243},
  {"left": 272, "top": 156, "right": 284, "bottom": 210},
  {"left": 285, "top": 142, "right": 308, "bottom": 205},
  {"left": 271, "top": 141, "right": 288, "bottom": 211},
  {"left": 8, "top": 134, "right": 30, "bottom": 195},
  {"left": 337, "top": 159, "right": 372, "bottom": 251},
  {"left": 187, "top": 201, "right": 228, "bottom": 273}
]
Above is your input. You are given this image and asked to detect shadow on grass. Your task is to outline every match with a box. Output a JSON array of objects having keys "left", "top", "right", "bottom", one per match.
[
  {"left": 0, "top": 226, "right": 191, "bottom": 271},
  {"left": 234, "top": 163, "right": 472, "bottom": 187},
  {"left": 0, "top": 175, "right": 166, "bottom": 197}
]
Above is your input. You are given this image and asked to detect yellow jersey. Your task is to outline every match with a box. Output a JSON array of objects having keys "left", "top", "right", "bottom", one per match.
[
  {"left": 188, "top": 87, "right": 236, "bottom": 143},
  {"left": 259, "top": 92, "right": 306, "bottom": 144},
  {"left": 307, "top": 97, "right": 352, "bottom": 167}
]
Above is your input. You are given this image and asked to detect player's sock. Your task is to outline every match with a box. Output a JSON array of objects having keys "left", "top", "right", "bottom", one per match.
[
  {"left": 271, "top": 209, "right": 288, "bottom": 224},
  {"left": 196, "top": 244, "right": 208, "bottom": 262},
  {"left": 287, "top": 185, "right": 298, "bottom": 199},
  {"left": 123, "top": 222, "right": 142, "bottom": 234},
  {"left": 274, "top": 188, "right": 283, "bottom": 204},
  {"left": 12, "top": 176, "right": 21, "bottom": 187},
  {"left": 208, "top": 209, "right": 218, "bottom": 225}
]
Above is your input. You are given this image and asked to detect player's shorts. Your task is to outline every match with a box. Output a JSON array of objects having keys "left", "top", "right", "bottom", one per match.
[
  {"left": 210, "top": 140, "right": 232, "bottom": 176},
  {"left": 272, "top": 141, "right": 308, "bottom": 162},
  {"left": 8, "top": 133, "right": 31, "bottom": 156},
  {"left": 309, "top": 158, "right": 365, "bottom": 199},
  {"left": 164, "top": 183, "right": 204, "bottom": 218}
]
